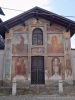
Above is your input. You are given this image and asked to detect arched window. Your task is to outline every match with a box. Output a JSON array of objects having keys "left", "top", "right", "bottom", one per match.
[{"left": 32, "top": 28, "right": 43, "bottom": 45}]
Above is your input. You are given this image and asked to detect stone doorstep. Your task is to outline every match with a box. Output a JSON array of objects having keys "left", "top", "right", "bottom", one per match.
[
  {"left": 0, "top": 80, "right": 75, "bottom": 96},
  {"left": 0, "top": 95, "right": 75, "bottom": 100}
]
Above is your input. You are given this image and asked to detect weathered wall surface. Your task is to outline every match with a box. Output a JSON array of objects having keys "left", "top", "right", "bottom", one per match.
[
  {"left": 71, "top": 49, "right": 75, "bottom": 80},
  {"left": 0, "top": 50, "right": 4, "bottom": 81},
  {"left": 4, "top": 18, "right": 72, "bottom": 84}
]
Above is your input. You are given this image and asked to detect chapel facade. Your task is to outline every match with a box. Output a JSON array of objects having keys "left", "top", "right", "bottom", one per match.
[{"left": 0, "top": 7, "right": 75, "bottom": 85}]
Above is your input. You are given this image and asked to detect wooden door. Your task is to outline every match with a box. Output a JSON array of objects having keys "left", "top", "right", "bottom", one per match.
[{"left": 31, "top": 56, "right": 44, "bottom": 84}]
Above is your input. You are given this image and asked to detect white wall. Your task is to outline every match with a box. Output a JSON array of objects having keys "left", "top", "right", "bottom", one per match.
[{"left": 71, "top": 49, "right": 75, "bottom": 80}]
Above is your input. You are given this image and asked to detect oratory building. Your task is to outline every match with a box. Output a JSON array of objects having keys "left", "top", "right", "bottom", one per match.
[{"left": 0, "top": 7, "right": 75, "bottom": 85}]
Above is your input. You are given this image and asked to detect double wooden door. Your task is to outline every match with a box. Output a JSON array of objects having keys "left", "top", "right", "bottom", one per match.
[{"left": 31, "top": 57, "right": 45, "bottom": 84}]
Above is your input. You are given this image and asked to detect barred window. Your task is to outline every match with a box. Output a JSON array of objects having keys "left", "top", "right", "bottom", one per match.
[{"left": 32, "top": 28, "right": 43, "bottom": 45}]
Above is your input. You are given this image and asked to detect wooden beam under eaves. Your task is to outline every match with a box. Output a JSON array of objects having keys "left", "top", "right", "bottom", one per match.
[
  {"left": 35, "top": 11, "right": 39, "bottom": 21},
  {"left": 5, "top": 25, "right": 9, "bottom": 33},
  {"left": 66, "top": 23, "right": 71, "bottom": 32},
  {"left": 49, "top": 16, "right": 54, "bottom": 26},
  {"left": 20, "top": 17, "right": 26, "bottom": 26}
]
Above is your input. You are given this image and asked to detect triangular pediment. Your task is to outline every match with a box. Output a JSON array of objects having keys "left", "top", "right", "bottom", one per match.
[{"left": 0, "top": 6, "right": 75, "bottom": 37}]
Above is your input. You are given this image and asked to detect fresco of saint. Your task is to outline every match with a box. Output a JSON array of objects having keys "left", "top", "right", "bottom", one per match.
[
  {"left": 15, "top": 57, "right": 26, "bottom": 76},
  {"left": 52, "top": 58, "right": 61, "bottom": 75},
  {"left": 48, "top": 34, "right": 64, "bottom": 53},
  {"left": 12, "top": 57, "right": 28, "bottom": 79},
  {"left": 50, "top": 57, "right": 62, "bottom": 80},
  {"left": 12, "top": 34, "right": 28, "bottom": 54},
  {"left": 65, "top": 59, "right": 72, "bottom": 80}
]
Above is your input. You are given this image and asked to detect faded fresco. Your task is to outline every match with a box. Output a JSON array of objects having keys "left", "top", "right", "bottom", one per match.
[
  {"left": 65, "top": 38, "right": 70, "bottom": 51},
  {"left": 5, "top": 39, "right": 11, "bottom": 79},
  {"left": 47, "top": 24, "right": 63, "bottom": 32},
  {"left": 27, "top": 18, "right": 48, "bottom": 25},
  {"left": 5, "top": 59, "right": 10, "bottom": 79},
  {"left": 47, "top": 34, "right": 64, "bottom": 53},
  {"left": 47, "top": 57, "right": 64, "bottom": 80},
  {"left": 13, "top": 25, "right": 29, "bottom": 32},
  {"left": 65, "top": 53, "right": 72, "bottom": 80},
  {"left": 12, "top": 33, "right": 28, "bottom": 54},
  {"left": 12, "top": 57, "right": 28, "bottom": 79},
  {"left": 5, "top": 39, "right": 11, "bottom": 58},
  {"left": 64, "top": 32, "right": 70, "bottom": 38},
  {"left": 31, "top": 47, "right": 44, "bottom": 54},
  {"left": 0, "top": 54, "right": 4, "bottom": 80}
]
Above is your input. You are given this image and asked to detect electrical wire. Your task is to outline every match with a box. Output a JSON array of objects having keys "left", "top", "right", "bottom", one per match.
[
  {"left": 1, "top": 6, "right": 75, "bottom": 18},
  {"left": 1, "top": 7, "right": 24, "bottom": 12}
]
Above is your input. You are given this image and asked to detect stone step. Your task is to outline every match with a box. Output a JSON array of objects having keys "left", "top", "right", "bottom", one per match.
[{"left": 0, "top": 95, "right": 75, "bottom": 100}]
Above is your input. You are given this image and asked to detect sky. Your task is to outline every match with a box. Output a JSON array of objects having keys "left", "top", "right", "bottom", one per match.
[{"left": 0, "top": 0, "right": 75, "bottom": 48}]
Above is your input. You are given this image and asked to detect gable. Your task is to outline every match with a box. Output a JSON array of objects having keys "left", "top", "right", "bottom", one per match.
[
  {"left": 0, "top": 6, "right": 75, "bottom": 38},
  {"left": 10, "top": 18, "right": 65, "bottom": 33}
]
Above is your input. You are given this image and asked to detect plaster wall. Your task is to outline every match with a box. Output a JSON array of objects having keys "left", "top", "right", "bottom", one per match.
[
  {"left": 71, "top": 50, "right": 75, "bottom": 80},
  {"left": 0, "top": 50, "right": 4, "bottom": 80},
  {"left": 4, "top": 18, "right": 72, "bottom": 84}
]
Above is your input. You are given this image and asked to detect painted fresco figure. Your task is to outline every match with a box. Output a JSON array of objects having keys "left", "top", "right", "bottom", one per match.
[
  {"left": 65, "top": 53, "right": 72, "bottom": 80},
  {"left": 17, "top": 35, "right": 25, "bottom": 52},
  {"left": 15, "top": 57, "right": 26, "bottom": 76},
  {"left": 50, "top": 58, "right": 62, "bottom": 80},
  {"left": 53, "top": 58, "right": 60, "bottom": 75},
  {"left": 32, "top": 48, "right": 44, "bottom": 54},
  {"left": 48, "top": 35, "right": 64, "bottom": 53},
  {"left": 38, "top": 48, "right": 44, "bottom": 53},
  {"left": 65, "top": 59, "right": 72, "bottom": 80},
  {"left": 13, "top": 35, "right": 26, "bottom": 54}
]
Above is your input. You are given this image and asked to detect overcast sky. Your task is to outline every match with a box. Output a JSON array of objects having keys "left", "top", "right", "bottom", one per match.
[{"left": 0, "top": 0, "right": 75, "bottom": 48}]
